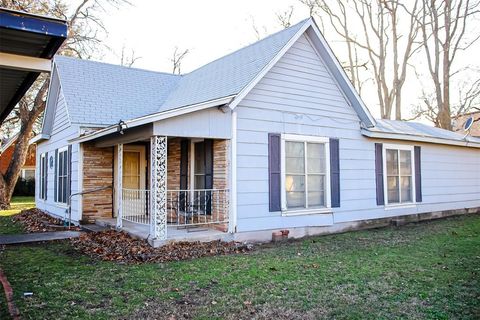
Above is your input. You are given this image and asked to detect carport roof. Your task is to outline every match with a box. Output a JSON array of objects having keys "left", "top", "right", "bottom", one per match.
[{"left": 0, "top": 8, "right": 67, "bottom": 123}]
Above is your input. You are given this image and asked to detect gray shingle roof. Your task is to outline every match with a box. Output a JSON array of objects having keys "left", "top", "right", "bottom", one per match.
[
  {"left": 367, "top": 119, "right": 480, "bottom": 144},
  {"left": 55, "top": 56, "right": 180, "bottom": 126},
  {"left": 55, "top": 18, "right": 309, "bottom": 126}
]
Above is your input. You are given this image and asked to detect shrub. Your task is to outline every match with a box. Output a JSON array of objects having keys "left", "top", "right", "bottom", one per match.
[{"left": 13, "top": 177, "right": 35, "bottom": 196}]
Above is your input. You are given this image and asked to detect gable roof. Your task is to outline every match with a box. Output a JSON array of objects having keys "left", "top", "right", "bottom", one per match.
[
  {"left": 362, "top": 119, "right": 480, "bottom": 148},
  {"left": 48, "top": 17, "right": 375, "bottom": 135},
  {"left": 54, "top": 56, "right": 180, "bottom": 126}
]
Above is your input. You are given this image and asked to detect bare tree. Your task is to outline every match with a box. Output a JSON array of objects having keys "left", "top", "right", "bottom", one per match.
[
  {"left": 299, "top": 0, "right": 421, "bottom": 120},
  {"left": 416, "top": 0, "right": 480, "bottom": 130},
  {"left": 0, "top": 0, "right": 128, "bottom": 208},
  {"left": 119, "top": 44, "right": 141, "bottom": 67},
  {"left": 171, "top": 47, "right": 189, "bottom": 75},
  {"left": 276, "top": 6, "right": 295, "bottom": 28}
]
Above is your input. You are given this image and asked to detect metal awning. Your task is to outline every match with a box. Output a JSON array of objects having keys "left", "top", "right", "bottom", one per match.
[{"left": 0, "top": 8, "right": 67, "bottom": 123}]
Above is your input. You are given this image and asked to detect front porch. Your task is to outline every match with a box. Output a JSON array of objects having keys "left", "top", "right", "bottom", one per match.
[
  {"left": 81, "top": 134, "right": 231, "bottom": 247},
  {"left": 96, "top": 219, "right": 232, "bottom": 245}
]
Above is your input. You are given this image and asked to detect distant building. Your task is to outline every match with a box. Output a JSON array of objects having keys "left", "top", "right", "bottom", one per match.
[
  {"left": 453, "top": 111, "right": 480, "bottom": 137},
  {"left": 0, "top": 134, "right": 36, "bottom": 180}
]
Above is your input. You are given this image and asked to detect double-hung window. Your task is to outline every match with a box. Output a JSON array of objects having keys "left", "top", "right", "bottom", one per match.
[
  {"left": 39, "top": 153, "right": 47, "bottom": 200},
  {"left": 383, "top": 144, "right": 415, "bottom": 205},
  {"left": 56, "top": 147, "right": 68, "bottom": 204},
  {"left": 282, "top": 134, "right": 330, "bottom": 212}
]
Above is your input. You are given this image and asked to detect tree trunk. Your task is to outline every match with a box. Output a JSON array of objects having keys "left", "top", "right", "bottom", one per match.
[{"left": 0, "top": 174, "right": 13, "bottom": 209}]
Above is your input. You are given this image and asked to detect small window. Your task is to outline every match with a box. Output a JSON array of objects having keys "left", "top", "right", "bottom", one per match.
[
  {"left": 22, "top": 169, "right": 35, "bottom": 180},
  {"left": 56, "top": 147, "right": 68, "bottom": 204},
  {"left": 282, "top": 135, "right": 330, "bottom": 211},
  {"left": 39, "top": 154, "right": 47, "bottom": 200},
  {"left": 383, "top": 145, "right": 414, "bottom": 205}
]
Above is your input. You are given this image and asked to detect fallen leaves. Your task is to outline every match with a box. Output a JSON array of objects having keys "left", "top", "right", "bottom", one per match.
[
  {"left": 70, "top": 229, "right": 253, "bottom": 264},
  {"left": 12, "top": 208, "right": 82, "bottom": 233}
]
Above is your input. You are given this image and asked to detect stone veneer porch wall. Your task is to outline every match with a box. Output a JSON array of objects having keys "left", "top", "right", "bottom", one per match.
[{"left": 81, "top": 143, "right": 113, "bottom": 222}]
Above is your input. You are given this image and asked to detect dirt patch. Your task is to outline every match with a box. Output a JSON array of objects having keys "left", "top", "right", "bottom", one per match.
[
  {"left": 70, "top": 229, "right": 253, "bottom": 264},
  {"left": 13, "top": 208, "right": 81, "bottom": 233}
]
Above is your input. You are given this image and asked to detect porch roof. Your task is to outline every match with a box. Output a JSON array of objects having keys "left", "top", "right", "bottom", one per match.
[{"left": 0, "top": 8, "right": 67, "bottom": 123}]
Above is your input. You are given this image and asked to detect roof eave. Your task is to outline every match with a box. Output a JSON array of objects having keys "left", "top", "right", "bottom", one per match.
[
  {"left": 361, "top": 128, "right": 480, "bottom": 148},
  {"left": 69, "top": 95, "right": 236, "bottom": 144},
  {"left": 29, "top": 133, "right": 50, "bottom": 144}
]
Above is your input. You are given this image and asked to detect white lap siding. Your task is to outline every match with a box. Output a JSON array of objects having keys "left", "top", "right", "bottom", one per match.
[
  {"left": 35, "top": 88, "right": 81, "bottom": 222},
  {"left": 234, "top": 33, "right": 480, "bottom": 232}
]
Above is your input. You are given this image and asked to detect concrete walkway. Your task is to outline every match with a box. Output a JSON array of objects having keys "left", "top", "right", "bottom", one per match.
[{"left": 0, "top": 231, "right": 82, "bottom": 245}]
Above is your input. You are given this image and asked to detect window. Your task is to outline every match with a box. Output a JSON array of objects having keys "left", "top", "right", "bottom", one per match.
[
  {"left": 22, "top": 169, "right": 35, "bottom": 180},
  {"left": 56, "top": 147, "right": 68, "bottom": 204},
  {"left": 39, "top": 153, "right": 47, "bottom": 200},
  {"left": 282, "top": 135, "right": 330, "bottom": 211},
  {"left": 383, "top": 145, "right": 414, "bottom": 205},
  {"left": 194, "top": 141, "right": 206, "bottom": 189}
]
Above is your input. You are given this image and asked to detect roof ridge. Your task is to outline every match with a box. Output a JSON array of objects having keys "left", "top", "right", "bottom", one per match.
[
  {"left": 54, "top": 55, "right": 181, "bottom": 77},
  {"left": 184, "top": 18, "right": 311, "bottom": 76}
]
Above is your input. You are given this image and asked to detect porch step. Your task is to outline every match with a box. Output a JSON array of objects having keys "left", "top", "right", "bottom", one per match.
[{"left": 81, "top": 224, "right": 109, "bottom": 233}]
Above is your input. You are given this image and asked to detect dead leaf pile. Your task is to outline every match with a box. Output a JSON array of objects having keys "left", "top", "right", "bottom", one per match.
[
  {"left": 13, "top": 208, "right": 81, "bottom": 233},
  {"left": 70, "top": 229, "right": 253, "bottom": 263}
]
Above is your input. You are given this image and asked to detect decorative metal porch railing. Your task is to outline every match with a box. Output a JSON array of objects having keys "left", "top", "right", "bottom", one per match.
[
  {"left": 122, "top": 188, "right": 150, "bottom": 224},
  {"left": 167, "top": 189, "right": 229, "bottom": 227},
  {"left": 121, "top": 188, "right": 229, "bottom": 228}
]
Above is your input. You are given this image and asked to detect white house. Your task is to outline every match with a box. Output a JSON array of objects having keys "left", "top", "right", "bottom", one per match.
[{"left": 32, "top": 18, "right": 480, "bottom": 246}]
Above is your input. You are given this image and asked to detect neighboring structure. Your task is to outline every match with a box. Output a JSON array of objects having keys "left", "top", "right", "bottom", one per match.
[
  {"left": 0, "top": 8, "right": 67, "bottom": 123},
  {"left": 0, "top": 134, "right": 36, "bottom": 180},
  {"left": 453, "top": 111, "right": 480, "bottom": 137},
  {"left": 32, "top": 18, "right": 480, "bottom": 246}
]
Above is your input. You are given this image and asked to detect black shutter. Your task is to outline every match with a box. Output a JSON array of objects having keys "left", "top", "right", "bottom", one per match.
[
  {"left": 329, "top": 138, "right": 340, "bottom": 207},
  {"left": 204, "top": 139, "right": 214, "bottom": 214},
  {"left": 54, "top": 149, "right": 58, "bottom": 202},
  {"left": 179, "top": 139, "right": 189, "bottom": 212},
  {"left": 414, "top": 146, "right": 422, "bottom": 202},
  {"left": 268, "top": 133, "right": 281, "bottom": 212},
  {"left": 375, "top": 143, "right": 384, "bottom": 205},
  {"left": 67, "top": 145, "right": 72, "bottom": 204},
  {"left": 180, "top": 139, "right": 189, "bottom": 190},
  {"left": 44, "top": 152, "right": 48, "bottom": 200}
]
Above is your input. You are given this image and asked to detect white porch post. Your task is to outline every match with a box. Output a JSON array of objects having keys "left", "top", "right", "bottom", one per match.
[
  {"left": 150, "top": 136, "right": 168, "bottom": 240},
  {"left": 116, "top": 143, "right": 123, "bottom": 228}
]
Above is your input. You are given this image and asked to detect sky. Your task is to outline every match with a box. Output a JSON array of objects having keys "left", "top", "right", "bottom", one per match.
[{"left": 83, "top": 0, "right": 479, "bottom": 122}]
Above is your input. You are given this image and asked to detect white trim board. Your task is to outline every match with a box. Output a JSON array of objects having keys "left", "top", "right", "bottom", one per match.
[{"left": 362, "top": 129, "right": 480, "bottom": 149}]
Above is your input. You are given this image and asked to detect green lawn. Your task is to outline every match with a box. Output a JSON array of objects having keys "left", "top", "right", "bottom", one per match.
[
  {"left": 0, "top": 214, "right": 479, "bottom": 319},
  {"left": 0, "top": 196, "right": 34, "bottom": 235}
]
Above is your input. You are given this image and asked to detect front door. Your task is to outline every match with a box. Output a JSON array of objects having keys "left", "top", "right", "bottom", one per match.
[{"left": 122, "top": 146, "right": 147, "bottom": 219}]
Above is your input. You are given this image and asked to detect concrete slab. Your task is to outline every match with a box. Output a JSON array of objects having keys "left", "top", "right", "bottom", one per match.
[
  {"left": 81, "top": 224, "right": 108, "bottom": 233},
  {"left": 0, "top": 231, "right": 82, "bottom": 245},
  {"left": 96, "top": 218, "right": 231, "bottom": 247}
]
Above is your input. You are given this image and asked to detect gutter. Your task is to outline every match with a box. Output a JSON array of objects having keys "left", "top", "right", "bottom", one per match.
[
  {"left": 361, "top": 129, "right": 480, "bottom": 149},
  {"left": 69, "top": 95, "right": 236, "bottom": 144}
]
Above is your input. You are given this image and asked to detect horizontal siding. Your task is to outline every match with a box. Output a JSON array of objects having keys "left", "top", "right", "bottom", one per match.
[
  {"left": 234, "top": 33, "right": 480, "bottom": 232},
  {"left": 36, "top": 89, "right": 82, "bottom": 222}
]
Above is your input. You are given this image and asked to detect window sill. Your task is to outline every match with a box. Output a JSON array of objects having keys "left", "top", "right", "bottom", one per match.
[
  {"left": 384, "top": 203, "right": 417, "bottom": 210},
  {"left": 281, "top": 208, "right": 333, "bottom": 216},
  {"left": 54, "top": 202, "right": 68, "bottom": 209}
]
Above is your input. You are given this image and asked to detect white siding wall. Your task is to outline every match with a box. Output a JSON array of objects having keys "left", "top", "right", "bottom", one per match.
[
  {"left": 234, "top": 34, "right": 480, "bottom": 232},
  {"left": 153, "top": 107, "right": 232, "bottom": 139},
  {"left": 35, "top": 87, "right": 82, "bottom": 222}
]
